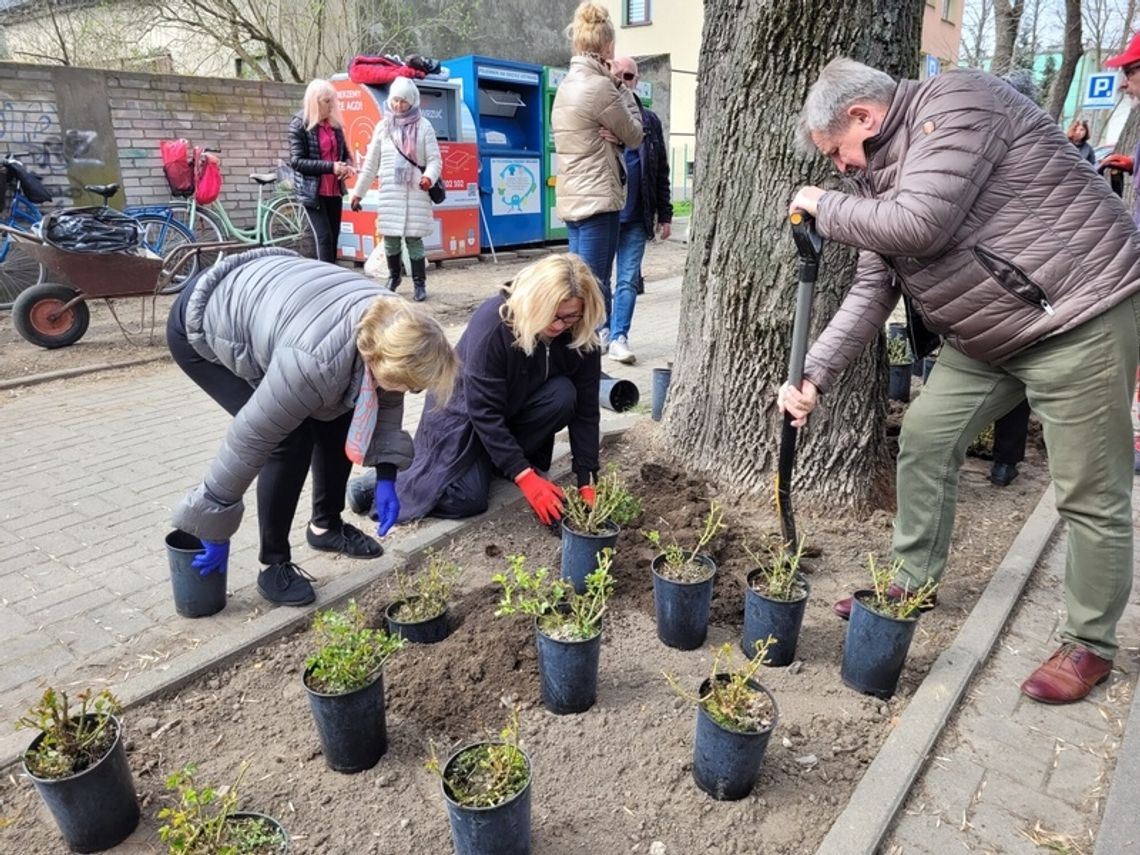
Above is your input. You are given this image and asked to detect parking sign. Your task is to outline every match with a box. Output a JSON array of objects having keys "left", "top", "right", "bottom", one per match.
[
  {"left": 1084, "top": 73, "right": 1118, "bottom": 110},
  {"left": 925, "top": 54, "right": 940, "bottom": 78}
]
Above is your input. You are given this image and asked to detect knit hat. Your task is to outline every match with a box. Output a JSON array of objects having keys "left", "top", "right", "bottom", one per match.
[
  {"left": 389, "top": 76, "right": 421, "bottom": 108},
  {"left": 1105, "top": 33, "right": 1140, "bottom": 69}
]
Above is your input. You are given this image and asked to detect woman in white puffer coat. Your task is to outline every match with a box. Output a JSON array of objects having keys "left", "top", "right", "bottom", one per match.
[{"left": 351, "top": 76, "right": 442, "bottom": 302}]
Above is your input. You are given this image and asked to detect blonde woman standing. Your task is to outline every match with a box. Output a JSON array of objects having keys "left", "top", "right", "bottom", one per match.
[
  {"left": 289, "top": 79, "right": 354, "bottom": 262},
  {"left": 348, "top": 254, "right": 606, "bottom": 527},
  {"left": 552, "top": 1, "right": 643, "bottom": 348},
  {"left": 351, "top": 76, "right": 442, "bottom": 302}
]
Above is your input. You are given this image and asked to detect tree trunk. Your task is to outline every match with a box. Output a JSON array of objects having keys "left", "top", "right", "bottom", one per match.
[
  {"left": 661, "top": 0, "right": 922, "bottom": 514},
  {"left": 992, "top": 0, "right": 1025, "bottom": 75},
  {"left": 1046, "top": 0, "right": 1082, "bottom": 120}
]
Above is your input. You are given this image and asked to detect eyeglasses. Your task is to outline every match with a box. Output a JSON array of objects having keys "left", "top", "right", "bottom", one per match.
[
  {"left": 551, "top": 312, "right": 583, "bottom": 327},
  {"left": 621, "top": 72, "right": 637, "bottom": 82}
]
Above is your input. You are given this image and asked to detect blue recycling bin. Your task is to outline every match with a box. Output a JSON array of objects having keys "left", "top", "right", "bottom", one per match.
[{"left": 446, "top": 55, "right": 546, "bottom": 249}]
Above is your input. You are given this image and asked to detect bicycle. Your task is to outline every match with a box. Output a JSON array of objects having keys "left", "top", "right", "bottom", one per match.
[
  {"left": 0, "top": 155, "right": 47, "bottom": 308},
  {"left": 163, "top": 150, "right": 317, "bottom": 259}
]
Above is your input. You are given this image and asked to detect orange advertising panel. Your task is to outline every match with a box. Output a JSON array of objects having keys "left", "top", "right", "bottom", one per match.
[{"left": 332, "top": 77, "right": 481, "bottom": 262}]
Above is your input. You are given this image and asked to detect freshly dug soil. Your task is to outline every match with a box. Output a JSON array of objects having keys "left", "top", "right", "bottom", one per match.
[{"left": 0, "top": 420, "right": 1051, "bottom": 854}]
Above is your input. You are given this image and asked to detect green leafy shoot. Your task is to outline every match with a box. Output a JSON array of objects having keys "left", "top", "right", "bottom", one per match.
[
  {"left": 392, "top": 549, "right": 462, "bottom": 622},
  {"left": 304, "top": 600, "right": 404, "bottom": 694},
  {"left": 426, "top": 708, "right": 530, "bottom": 808},
  {"left": 562, "top": 464, "right": 642, "bottom": 534},
  {"left": 743, "top": 535, "right": 808, "bottom": 601},
  {"left": 157, "top": 762, "right": 285, "bottom": 855},
  {"left": 864, "top": 553, "right": 938, "bottom": 620},
  {"left": 645, "top": 500, "right": 726, "bottom": 579},
  {"left": 492, "top": 550, "right": 615, "bottom": 641},
  {"left": 968, "top": 422, "right": 996, "bottom": 457},
  {"left": 17, "top": 687, "right": 121, "bottom": 779},
  {"left": 665, "top": 641, "right": 777, "bottom": 733},
  {"left": 887, "top": 332, "right": 913, "bottom": 366}
]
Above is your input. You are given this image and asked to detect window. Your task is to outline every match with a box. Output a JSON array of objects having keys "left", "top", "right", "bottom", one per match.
[
  {"left": 941, "top": 0, "right": 953, "bottom": 20},
  {"left": 625, "top": 0, "right": 651, "bottom": 26}
]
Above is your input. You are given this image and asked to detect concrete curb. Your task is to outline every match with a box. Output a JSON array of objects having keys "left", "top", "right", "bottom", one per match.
[
  {"left": 1094, "top": 650, "right": 1140, "bottom": 853},
  {"left": 816, "top": 487, "right": 1061, "bottom": 854},
  {"left": 0, "top": 353, "right": 171, "bottom": 391}
]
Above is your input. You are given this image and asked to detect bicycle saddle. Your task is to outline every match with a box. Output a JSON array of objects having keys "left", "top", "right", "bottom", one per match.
[
  {"left": 249, "top": 173, "right": 277, "bottom": 185},
  {"left": 85, "top": 183, "right": 120, "bottom": 200}
]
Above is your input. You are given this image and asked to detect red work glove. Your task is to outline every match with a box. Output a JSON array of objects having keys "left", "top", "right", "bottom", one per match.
[
  {"left": 1099, "top": 154, "right": 1134, "bottom": 174},
  {"left": 579, "top": 485, "right": 596, "bottom": 506},
  {"left": 515, "top": 468, "right": 565, "bottom": 525}
]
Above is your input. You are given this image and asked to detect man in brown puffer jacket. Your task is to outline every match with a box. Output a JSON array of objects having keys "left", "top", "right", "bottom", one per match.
[{"left": 781, "top": 57, "right": 1140, "bottom": 705}]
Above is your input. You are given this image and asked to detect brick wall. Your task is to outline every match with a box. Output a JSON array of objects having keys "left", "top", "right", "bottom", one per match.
[{"left": 0, "top": 62, "right": 303, "bottom": 228}]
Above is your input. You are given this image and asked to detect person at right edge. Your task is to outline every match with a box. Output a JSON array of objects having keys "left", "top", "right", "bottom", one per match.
[
  {"left": 781, "top": 57, "right": 1140, "bottom": 705},
  {"left": 552, "top": 1, "right": 643, "bottom": 350},
  {"left": 350, "top": 76, "right": 441, "bottom": 302},
  {"left": 606, "top": 55, "right": 672, "bottom": 366},
  {"left": 348, "top": 253, "right": 605, "bottom": 527}
]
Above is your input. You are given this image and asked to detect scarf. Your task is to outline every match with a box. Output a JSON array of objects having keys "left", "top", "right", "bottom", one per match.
[
  {"left": 386, "top": 106, "right": 422, "bottom": 189},
  {"left": 345, "top": 365, "right": 378, "bottom": 465}
]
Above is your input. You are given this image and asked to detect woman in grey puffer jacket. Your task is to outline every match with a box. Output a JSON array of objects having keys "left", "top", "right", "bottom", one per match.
[{"left": 166, "top": 248, "right": 458, "bottom": 606}]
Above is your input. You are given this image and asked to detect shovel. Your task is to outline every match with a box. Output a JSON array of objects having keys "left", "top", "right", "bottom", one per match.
[{"left": 776, "top": 211, "right": 823, "bottom": 548}]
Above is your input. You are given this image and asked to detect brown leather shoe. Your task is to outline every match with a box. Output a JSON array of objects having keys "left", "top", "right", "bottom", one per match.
[
  {"left": 1020, "top": 643, "right": 1113, "bottom": 704},
  {"left": 833, "top": 583, "right": 938, "bottom": 620}
]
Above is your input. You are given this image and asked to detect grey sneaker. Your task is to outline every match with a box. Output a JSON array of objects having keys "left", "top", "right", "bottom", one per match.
[
  {"left": 346, "top": 472, "right": 378, "bottom": 515},
  {"left": 257, "top": 562, "right": 316, "bottom": 606},
  {"left": 607, "top": 335, "right": 636, "bottom": 364}
]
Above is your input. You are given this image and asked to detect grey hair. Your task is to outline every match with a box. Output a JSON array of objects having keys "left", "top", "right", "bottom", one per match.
[
  {"left": 1000, "top": 68, "right": 1038, "bottom": 101},
  {"left": 796, "top": 57, "right": 897, "bottom": 152}
]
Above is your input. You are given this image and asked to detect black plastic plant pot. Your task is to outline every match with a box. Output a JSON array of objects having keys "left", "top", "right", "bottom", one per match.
[
  {"left": 165, "top": 529, "right": 226, "bottom": 618},
  {"left": 535, "top": 620, "right": 602, "bottom": 715},
  {"left": 560, "top": 520, "right": 620, "bottom": 594},
  {"left": 651, "top": 367, "right": 672, "bottom": 421},
  {"left": 24, "top": 714, "right": 140, "bottom": 853},
  {"left": 226, "top": 812, "right": 289, "bottom": 853},
  {"left": 303, "top": 666, "right": 387, "bottom": 773},
  {"left": 442, "top": 742, "right": 532, "bottom": 855},
  {"left": 692, "top": 676, "right": 778, "bottom": 801},
  {"left": 888, "top": 364, "right": 912, "bottom": 402},
  {"left": 741, "top": 571, "right": 810, "bottom": 667},
  {"left": 599, "top": 375, "right": 639, "bottom": 412},
  {"left": 840, "top": 591, "right": 920, "bottom": 700},
  {"left": 385, "top": 598, "right": 450, "bottom": 644},
  {"left": 651, "top": 554, "right": 716, "bottom": 650}
]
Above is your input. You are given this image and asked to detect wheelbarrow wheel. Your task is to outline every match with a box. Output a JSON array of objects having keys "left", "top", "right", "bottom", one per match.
[{"left": 12, "top": 282, "right": 90, "bottom": 349}]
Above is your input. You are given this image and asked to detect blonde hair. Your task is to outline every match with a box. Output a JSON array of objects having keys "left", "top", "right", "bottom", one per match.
[
  {"left": 566, "top": 1, "right": 615, "bottom": 58},
  {"left": 302, "top": 79, "right": 343, "bottom": 131},
  {"left": 356, "top": 297, "right": 459, "bottom": 404},
  {"left": 500, "top": 254, "right": 605, "bottom": 356}
]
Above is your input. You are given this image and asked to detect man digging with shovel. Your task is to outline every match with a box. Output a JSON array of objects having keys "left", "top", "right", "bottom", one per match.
[{"left": 779, "top": 57, "right": 1140, "bottom": 705}]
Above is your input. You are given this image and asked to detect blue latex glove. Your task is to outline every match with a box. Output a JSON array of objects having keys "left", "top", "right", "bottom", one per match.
[
  {"left": 191, "top": 539, "right": 229, "bottom": 576},
  {"left": 375, "top": 480, "right": 399, "bottom": 537}
]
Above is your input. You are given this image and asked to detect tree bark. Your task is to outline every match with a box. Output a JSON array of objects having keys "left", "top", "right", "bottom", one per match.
[
  {"left": 1046, "top": 0, "right": 1082, "bottom": 120},
  {"left": 661, "top": 0, "right": 922, "bottom": 514},
  {"left": 991, "top": 0, "right": 1025, "bottom": 75}
]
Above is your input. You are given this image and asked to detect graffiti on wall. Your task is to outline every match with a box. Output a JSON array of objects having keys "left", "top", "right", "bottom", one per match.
[{"left": 0, "top": 96, "right": 104, "bottom": 202}]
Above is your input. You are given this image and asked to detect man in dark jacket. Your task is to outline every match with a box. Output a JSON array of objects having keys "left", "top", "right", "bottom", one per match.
[
  {"left": 781, "top": 57, "right": 1140, "bottom": 704},
  {"left": 606, "top": 56, "right": 672, "bottom": 366}
]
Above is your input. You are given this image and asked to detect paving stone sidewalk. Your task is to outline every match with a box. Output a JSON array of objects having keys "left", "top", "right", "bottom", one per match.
[{"left": 0, "top": 276, "right": 681, "bottom": 766}]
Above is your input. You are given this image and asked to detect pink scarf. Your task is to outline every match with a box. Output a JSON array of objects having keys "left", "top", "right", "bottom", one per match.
[{"left": 387, "top": 107, "right": 422, "bottom": 188}]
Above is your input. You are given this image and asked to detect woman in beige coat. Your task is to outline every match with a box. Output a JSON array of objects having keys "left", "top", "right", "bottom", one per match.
[{"left": 552, "top": 1, "right": 643, "bottom": 348}]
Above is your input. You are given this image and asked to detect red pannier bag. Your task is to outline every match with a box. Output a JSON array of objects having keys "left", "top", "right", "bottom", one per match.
[
  {"left": 160, "top": 139, "right": 194, "bottom": 198},
  {"left": 193, "top": 147, "right": 223, "bottom": 205}
]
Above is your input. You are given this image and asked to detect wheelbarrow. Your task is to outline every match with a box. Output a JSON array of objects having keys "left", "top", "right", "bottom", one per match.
[{"left": 0, "top": 221, "right": 238, "bottom": 349}]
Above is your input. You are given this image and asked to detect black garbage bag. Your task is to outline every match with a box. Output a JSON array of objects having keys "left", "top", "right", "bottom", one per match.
[{"left": 42, "top": 207, "right": 141, "bottom": 254}]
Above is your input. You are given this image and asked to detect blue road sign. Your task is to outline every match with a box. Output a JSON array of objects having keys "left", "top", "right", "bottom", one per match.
[
  {"left": 926, "top": 54, "right": 940, "bottom": 78},
  {"left": 1084, "top": 73, "right": 1118, "bottom": 110}
]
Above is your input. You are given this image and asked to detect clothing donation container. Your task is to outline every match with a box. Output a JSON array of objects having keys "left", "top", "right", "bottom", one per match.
[
  {"left": 331, "top": 73, "right": 481, "bottom": 263},
  {"left": 543, "top": 66, "right": 569, "bottom": 243},
  {"left": 445, "top": 55, "right": 545, "bottom": 248}
]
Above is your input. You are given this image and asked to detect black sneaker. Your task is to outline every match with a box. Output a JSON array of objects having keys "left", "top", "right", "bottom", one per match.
[
  {"left": 307, "top": 521, "right": 383, "bottom": 558},
  {"left": 346, "top": 472, "right": 377, "bottom": 515},
  {"left": 257, "top": 562, "right": 316, "bottom": 606}
]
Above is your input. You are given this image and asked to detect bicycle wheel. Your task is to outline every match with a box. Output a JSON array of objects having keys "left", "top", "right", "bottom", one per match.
[
  {"left": 133, "top": 214, "right": 199, "bottom": 294},
  {"left": 0, "top": 232, "right": 45, "bottom": 309},
  {"left": 264, "top": 199, "right": 318, "bottom": 258}
]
